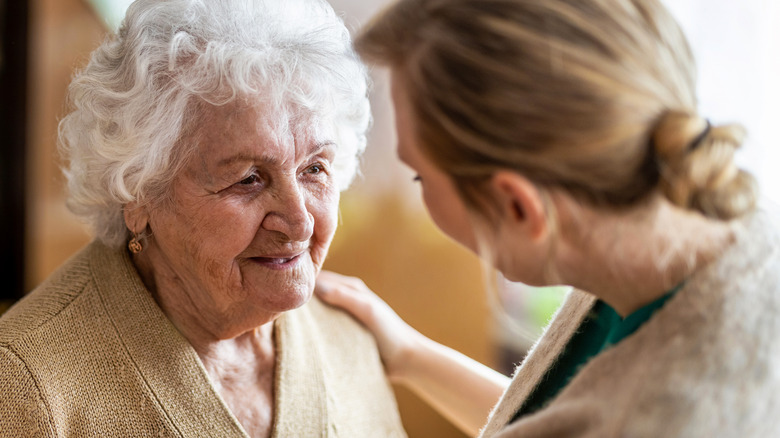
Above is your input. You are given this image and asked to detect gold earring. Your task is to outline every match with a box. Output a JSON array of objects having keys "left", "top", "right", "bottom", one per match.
[{"left": 128, "top": 233, "right": 143, "bottom": 254}]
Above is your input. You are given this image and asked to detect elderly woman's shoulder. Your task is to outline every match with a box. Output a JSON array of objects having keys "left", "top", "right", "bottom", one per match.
[
  {"left": 0, "top": 243, "right": 98, "bottom": 347},
  {"left": 299, "top": 295, "right": 378, "bottom": 344},
  {"left": 276, "top": 294, "right": 396, "bottom": 418},
  {"left": 0, "top": 240, "right": 136, "bottom": 365},
  {"left": 0, "top": 243, "right": 104, "bottom": 436},
  {"left": 280, "top": 294, "right": 387, "bottom": 371}
]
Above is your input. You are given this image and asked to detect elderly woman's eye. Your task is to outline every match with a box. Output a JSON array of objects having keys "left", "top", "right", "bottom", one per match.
[
  {"left": 238, "top": 174, "right": 261, "bottom": 185},
  {"left": 413, "top": 175, "right": 422, "bottom": 183},
  {"left": 306, "top": 163, "right": 325, "bottom": 174}
]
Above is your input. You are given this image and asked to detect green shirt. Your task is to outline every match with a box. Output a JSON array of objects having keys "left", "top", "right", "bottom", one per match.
[{"left": 512, "top": 287, "right": 679, "bottom": 421}]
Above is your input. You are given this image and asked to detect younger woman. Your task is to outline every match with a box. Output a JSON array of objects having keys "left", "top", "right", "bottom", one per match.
[{"left": 317, "top": 0, "right": 780, "bottom": 436}]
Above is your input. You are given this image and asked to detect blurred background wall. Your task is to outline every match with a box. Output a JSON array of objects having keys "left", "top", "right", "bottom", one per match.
[
  {"left": 1, "top": 0, "right": 778, "bottom": 436},
  {"left": 26, "top": 0, "right": 101, "bottom": 288}
]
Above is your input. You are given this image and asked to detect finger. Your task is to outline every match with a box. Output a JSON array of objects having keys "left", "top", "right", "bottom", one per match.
[
  {"left": 316, "top": 282, "right": 379, "bottom": 327},
  {"left": 315, "top": 270, "right": 349, "bottom": 295},
  {"left": 330, "top": 290, "right": 379, "bottom": 329},
  {"left": 317, "top": 271, "right": 375, "bottom": 297},
  {"left": 315, "top": 269, "right": 343, "bottom": 286}
]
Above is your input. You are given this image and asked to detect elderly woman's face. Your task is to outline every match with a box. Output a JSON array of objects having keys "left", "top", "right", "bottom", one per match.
[{"left": 143, "top": 99, "right": 339, "bottom": 337}]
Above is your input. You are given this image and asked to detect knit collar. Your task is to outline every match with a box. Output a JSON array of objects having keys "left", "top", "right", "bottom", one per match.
[{"left": 89, "top": 241, "right": 332, "bottom": 437}]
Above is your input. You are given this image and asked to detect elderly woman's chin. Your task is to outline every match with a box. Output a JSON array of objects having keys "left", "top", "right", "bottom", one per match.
[
  {"left": 237, "top": 252, "right": 320, "bottom": 313},
  {"left": 134, "top": 221, "right": 334, "bottom": 341},
  {"left": 189, "top": 247, "right": 330, "bottom": 339},
  {"left": 197, "top": 252, "right": 329, "bottom": 338}
]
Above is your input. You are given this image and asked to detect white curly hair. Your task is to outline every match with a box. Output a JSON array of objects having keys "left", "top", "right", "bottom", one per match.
[{"left": 59, "top": 0, "right": 370, "bottom": 248}]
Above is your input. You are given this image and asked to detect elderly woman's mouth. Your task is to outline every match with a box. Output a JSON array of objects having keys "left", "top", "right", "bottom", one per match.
[{"left": 251, "top": 253, "right": 304, "bottom": 270}]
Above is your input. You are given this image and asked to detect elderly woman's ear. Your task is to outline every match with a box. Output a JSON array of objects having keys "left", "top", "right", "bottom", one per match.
[{"left": 123, "top": 202, "right": 149, "bottom": 235}]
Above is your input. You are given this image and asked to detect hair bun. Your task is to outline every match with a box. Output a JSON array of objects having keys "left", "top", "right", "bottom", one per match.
[{"left": 652, "top": 111, "right": 757, "bottom": 220}]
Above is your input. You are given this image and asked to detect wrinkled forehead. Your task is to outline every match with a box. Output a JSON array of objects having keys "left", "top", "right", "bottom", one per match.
[
  {"left": 186, "top": 94, "right": 337, "bottom": 156},
  {"left": 164, "top": 96, "right": 337, "bottom": 184},
  {"left": 207, "top": 93, "right": 332, "bottom": 133}
]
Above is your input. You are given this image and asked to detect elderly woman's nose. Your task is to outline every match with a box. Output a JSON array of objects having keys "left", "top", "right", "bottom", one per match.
[{"left": 260, "top": 185, "right": 315, "bottom": 241}]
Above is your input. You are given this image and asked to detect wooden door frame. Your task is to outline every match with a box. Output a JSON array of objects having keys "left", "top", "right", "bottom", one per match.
[{"left": 0, "top": 0, "right": 29, "bottom": 304}]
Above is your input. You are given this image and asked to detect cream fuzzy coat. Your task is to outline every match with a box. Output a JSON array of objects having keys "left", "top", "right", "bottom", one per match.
[
  {"left": 0, "top": 241, "right": 406, "bottom": 437},
  {"left": 480, "top": 213, "right": 780, "bottom": 437}
]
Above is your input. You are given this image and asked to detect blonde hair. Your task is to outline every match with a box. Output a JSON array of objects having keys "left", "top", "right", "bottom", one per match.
[{"left": 357, "top": 0, "right": 757, "bottom": 220}]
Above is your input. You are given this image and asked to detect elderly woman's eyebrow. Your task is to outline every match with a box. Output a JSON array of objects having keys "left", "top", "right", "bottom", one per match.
[
  {"left": 215, "top": 142, "right": 337, "bottom": 168},
  {"left": 311, "top": 141, "right": 337, "bottom": 158}
]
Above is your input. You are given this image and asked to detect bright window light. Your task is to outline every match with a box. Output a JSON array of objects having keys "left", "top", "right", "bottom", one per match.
[
  {"left": 85, "top": 0, "right": 134, "bottom": 32},
  {"left": 663, "top": 0, "right": 780, "bottom": 211}
]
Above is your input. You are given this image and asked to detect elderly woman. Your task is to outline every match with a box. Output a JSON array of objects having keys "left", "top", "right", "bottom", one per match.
[
  {"left": 316, "top": 0, "right": 780, "bottom": 437},
  {"left": 0, "top": 0, "right": 405, "bottom": 436}
]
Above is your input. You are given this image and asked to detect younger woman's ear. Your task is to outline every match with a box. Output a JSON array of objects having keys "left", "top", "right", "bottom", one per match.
[
  {"left": 490, "top": 171, "right": 548, "bottom": 241},
  {"left": 123, "top": 201, "right": 149, "bottom": 234}
]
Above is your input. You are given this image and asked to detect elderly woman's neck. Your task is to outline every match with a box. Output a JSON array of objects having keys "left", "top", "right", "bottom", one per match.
[{"left": 192, "top": 324, "right": 276, "bottom": 376}]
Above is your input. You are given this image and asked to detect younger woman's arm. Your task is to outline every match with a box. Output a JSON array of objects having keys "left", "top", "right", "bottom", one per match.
[{"left": 316, "top": 271, "right": 510, "bottom": 437}]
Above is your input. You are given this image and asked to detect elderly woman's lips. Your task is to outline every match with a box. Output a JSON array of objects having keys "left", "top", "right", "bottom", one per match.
[{"left": 251, "top": 253, "right": 303, "bottom": 270}]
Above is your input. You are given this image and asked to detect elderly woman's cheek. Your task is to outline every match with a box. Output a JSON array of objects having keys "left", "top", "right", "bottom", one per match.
[{"left": 309, "top": 185, "right": 340, "bottom": 268}]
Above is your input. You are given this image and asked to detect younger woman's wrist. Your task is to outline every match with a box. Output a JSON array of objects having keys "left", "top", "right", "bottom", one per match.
[{"left": 388, "top": 331, "right": 439, "bottom": 385}]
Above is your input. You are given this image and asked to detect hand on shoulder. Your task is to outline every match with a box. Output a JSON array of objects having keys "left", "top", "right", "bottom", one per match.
[{"left": 315, "top": 270, "right": 424, "bottom": 382}]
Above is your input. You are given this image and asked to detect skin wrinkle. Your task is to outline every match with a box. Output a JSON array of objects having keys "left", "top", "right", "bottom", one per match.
[
  {"left": 166, "top": 196, "right": 232, "bottom": 332},
  {"left": 52, "top": 2, "right": 371, "bottom": 435},
  {"left": 129, "top": 96, "right": 340, "bottom": 437}
]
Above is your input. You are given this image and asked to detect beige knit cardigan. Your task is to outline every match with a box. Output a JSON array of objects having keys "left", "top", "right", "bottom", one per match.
[
  {"left": 0, "top": 241, "right": 406, "bottom": 437},
  {"left": 480, "top": 213, "right": 780, "bottom": 437}
]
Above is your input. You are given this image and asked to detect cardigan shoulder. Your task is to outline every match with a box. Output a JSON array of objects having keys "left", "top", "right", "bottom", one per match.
[
  {"left": 487, "top": 212, "right": 780, "bottom": 438},
  {"left": 304, "top": 294, "right": 393, "bottom": 390},
  {"left": 0, "top": 345, "right": 56, "bottom": 437},
  {"left": 0, "top": 244, "right": 93, "bottom": 348},
  {"left": 1, "top": 241, "right": 406, "bottom": 437},
  {"left": 305, "top": 296, "right": 406, "bottom": 437},
  {"left": 266, "top": 295, "right": 407, "bottom": 437},
  {"left": 0, "top": 242, "right": 185, "bottom": 437},
  {"left": 479, "top": 289, "right": 596, "bottom": 437},
  {"left": 306, "top": 294, "right": 378, "bottom": 348}
]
